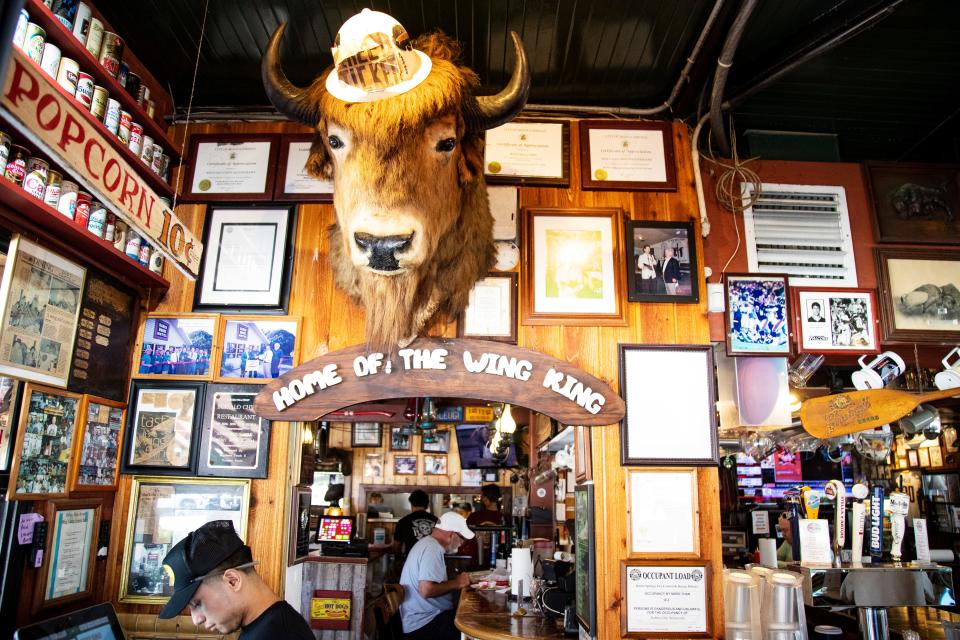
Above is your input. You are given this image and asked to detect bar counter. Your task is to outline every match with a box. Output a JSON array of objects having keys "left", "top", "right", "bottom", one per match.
[{"left": 455, "top": 587, "right": 568, "bottom": 640}]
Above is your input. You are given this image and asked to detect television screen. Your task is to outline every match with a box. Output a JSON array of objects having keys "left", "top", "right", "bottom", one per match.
[
  {"left": 316, "top": 516, "right": 354, "bottom": 542},
  {"left": 736, "top": 451, "right": 854, "bottom": 501},
  {"left": 455, "top": 424, "right": 518, "bottom": 468}
]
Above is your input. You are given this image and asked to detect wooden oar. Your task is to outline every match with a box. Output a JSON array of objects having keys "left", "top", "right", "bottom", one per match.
[{"left": 800, "top": 387, "right": 960, "bottom": 439}]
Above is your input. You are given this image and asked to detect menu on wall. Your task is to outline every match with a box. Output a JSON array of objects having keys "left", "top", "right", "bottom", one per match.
[{"left": 68, "top": 270, "right": 135, "bottom": 401}]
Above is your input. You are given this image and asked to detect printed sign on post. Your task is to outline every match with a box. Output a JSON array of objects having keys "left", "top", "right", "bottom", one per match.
[{"left": 751, "top": 510, "right": 770, "bottom": 535}]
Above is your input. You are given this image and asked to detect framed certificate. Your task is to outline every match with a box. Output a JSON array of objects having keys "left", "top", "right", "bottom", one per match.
[
  {"left": 484, "top": 120, "right": 569, "bottom": 186},
  {"left": 184, "top": 133, "right": 279, "bottom": 201},
  {"left": 275, "top": 134, "right": 334, "bottom": 201},
  {"left": 457, "top": 273, "right": 518, "bottom": 343},
  {"left": 197, "top": 384, "right": 270, "bottom": 478},
  {"left": 621, "top": 560, "right": 711, "bottom": 638},
  {"left": 579, "top": 120, "right": 677, "bottom": 191},
  {"left": 627, "top": 469, "right": 700, "bottom": 557},
  {"left": 36, "top": 499, "right": 101, "bottom": 610}
]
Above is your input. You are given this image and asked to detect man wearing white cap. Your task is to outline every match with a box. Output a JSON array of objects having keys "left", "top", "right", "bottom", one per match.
[{"left": 399, "top": 511, "right": 475, "bottom": 640}]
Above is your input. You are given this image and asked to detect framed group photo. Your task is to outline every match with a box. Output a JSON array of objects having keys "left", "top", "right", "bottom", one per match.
[
  {"left": 196, "top": 384, "right": 271, "bottom": 478},
  {"left": 36, "top": 499, "right": 102, "bottom": 610},
  {"left": 70, "top": 395, "right": 125, "bottom": 491},
  {"left": 394, "top": 455, "right": 417, "bottom": 475},
  {"left": 625, "top": 220, "right": 700, "bottom": 304},
  {"left": 121, "top": 381, "right": 205, "bottom": 476},
  {"left": 135, "top": 314, "right": 217, "bottom": 380},
  {"left": 724, "top": 273, "right": 790, "bottom": 356},
  {"left": 457, "top": 273, "right": 518, "bottom": 343},
  {"left": 217, "top": 316, "right": 300, "bottom": 381},
  {"left": 876, "top": 247, "right": 960, "bottom": 343},
  {"left": 792, "top": 287, "right": 879, "bottom": 354}
]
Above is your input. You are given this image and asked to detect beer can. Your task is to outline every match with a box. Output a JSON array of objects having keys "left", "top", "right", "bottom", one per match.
[
  {"left": 57, "top": 180, "right": 78, "bottom": 219},
  {"left": 104, "top": 99, "right": 121, "bottom": 134},
  {"left": 124, "top": 230, "right": 140, "bottom": 259},
  {"left": 145, "top": 99, "right": 155, "bottom": 119},
  {"left": 98, "top": 32, "right": 123, "bottom": 78},
  {"left": 112, "top": 219, "right": 126, "bottom": 250},
  {"left": 52, "top": 0, "right": 79, "bottom": 30},
  {"left": 90, "top": 85, "right": 108, "bottom": 121},
  {"left": 12, "top": 10, "right": 29, "bottom": 49},
  {"left": 140, "top": 135, "right": 154, "bottom": 166},
  {"left": 137, "top": 241, "right": 150, "bottom": 266},
  {"left": 124, "top": 72, "right": 140, "bottom": 99},
  {"left": 87, "top": 201, "right": 107, "bottom": 238},
  {"left": 160, "top": 154, "right": 171, "bottom": 181},
  {"left": 117, "top": 111, "right": 132, "bottom": 144},
  {"left": 150, "top": 143, "right": 163, "bottom": 174},
  {"left": 84, "top": 17, "right": 103, "bottom": 58},
  {"left": 104, "top": 211, "right": 116, "bottom": 242},
  {"left": 128, "top": 122, "right": 143, "bottom": 155},
  {"left": 149, "top": 249, "right": 164, "bottom": 274},
  {"left": 39, "top": 43, "right": 61, "bottom": 78},
  {"left": 159, "top": 196, "right": 172, "bottom": 209},
  {"left": 137, "top": 83, "right": 150, "bottom": 107},
  {"left": 71, "top": 2, "right": 91, "bottom": 44},
  {"left": 43, "top": 170, "right": 62, "bottom": 208},
  {"left": 74, "top": 191, "right": 92, "bottom": 227},
  {"left": 56, "top": 57, "right": 80, "bottom": 94},
  {"left": 117, "top": 61, "right": 128, "bottom": 87},
  {"left": 24, "top": 23, "right": 45, "bottom": 64},
  {"left": 0, "top": 132, "right": 12, "bottom": 169},
  {"left": 74, "top": 72, "right": 95, "bottom": 108},
  {"left": 23, "top": 158, "right": 49, "bottom": 199},
  {"left": 4, "top": 145, "right": 30, "bottom": 186}
]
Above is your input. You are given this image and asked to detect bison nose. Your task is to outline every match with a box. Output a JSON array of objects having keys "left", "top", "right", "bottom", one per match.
[{"left": 354, "top": 233, "right": 413, "bottom": 272}]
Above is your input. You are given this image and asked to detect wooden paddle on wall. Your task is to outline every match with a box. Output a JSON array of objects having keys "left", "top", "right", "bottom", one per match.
[{"left": 800, "top": 387, "right": 960, "bottom": 439}]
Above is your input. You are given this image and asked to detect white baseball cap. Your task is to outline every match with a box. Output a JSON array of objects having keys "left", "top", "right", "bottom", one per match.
[
  {"left": 434, "top": 511, "right": 475, "bottom": 540},
  {"left": 326, "top": 9, "right": 432, "bottom": 103}
]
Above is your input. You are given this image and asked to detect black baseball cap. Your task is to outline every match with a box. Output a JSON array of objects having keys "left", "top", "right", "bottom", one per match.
[{"left": 158, "top": 520, "right": 250, "bottom": 619}]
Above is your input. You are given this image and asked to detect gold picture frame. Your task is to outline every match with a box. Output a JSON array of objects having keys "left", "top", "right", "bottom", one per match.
[
  {"left": 133, "top": 313, "right": 219, "bottom": 381},
  {"left": 69, "top": 394, "right": 126, "bottom": 492}
]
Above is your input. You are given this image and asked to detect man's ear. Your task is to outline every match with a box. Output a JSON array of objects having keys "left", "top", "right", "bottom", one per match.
[{"left": 222, "top": 569, "right": 244, "bottom": 592}]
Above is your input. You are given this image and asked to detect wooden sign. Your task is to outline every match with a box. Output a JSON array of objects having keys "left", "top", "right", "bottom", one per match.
[
  {"left": 310, "top": 590, "right": 351, "bottom": 630},
  {"left": 253, "top": 338, "right": 625, "bottom": 426}
]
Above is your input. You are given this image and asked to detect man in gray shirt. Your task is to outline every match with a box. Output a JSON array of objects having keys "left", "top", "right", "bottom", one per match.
[{"left": 399, "top": 511, "right": 475, "bottom": 640}]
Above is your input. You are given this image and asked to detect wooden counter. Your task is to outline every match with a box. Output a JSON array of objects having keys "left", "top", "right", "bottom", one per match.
[{"left": 455, "top": 588, "right": 568, "bottom": 640}]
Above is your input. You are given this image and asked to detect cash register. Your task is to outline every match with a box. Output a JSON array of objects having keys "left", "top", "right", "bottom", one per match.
[{"left": 315, "top": 515, "right": 368, "bottom": 557}]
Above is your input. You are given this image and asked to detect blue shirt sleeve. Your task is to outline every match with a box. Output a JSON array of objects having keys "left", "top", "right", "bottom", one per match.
[{"left": 421, "top": 541, "right": 448, "bottom": 583}]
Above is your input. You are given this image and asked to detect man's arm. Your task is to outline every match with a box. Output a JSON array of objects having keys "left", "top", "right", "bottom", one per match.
[{"left": 418, "top": 572, "right": 471, "bottom": 599}]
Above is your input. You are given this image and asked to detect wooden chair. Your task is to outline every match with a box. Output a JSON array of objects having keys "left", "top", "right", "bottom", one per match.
[{"left": 372, "top": 583, "right": 405, "bottom": 640}]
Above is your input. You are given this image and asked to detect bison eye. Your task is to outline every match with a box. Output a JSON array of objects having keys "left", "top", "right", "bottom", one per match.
[
  {"left": 328, "top": 135, "right": 344, "bottom": 150},
  {"left": 435, "top": 137, "right": 457, "bottom": 153}
]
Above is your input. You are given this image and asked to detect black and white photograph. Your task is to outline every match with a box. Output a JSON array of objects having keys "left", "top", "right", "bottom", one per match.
[
  {"left": 394, "top": 455, "right": 418, "bottom": 475},
  {"left": 136, "top": 315, "right": 216, "bottom": 379},
  {"left": 8, "top": 384, "right": 81, "bottom": 499},
  {"left": 197, "top": 384, "right": 270, "bottom": 478},
  {"left": 390, "top": 426, "right": 412, "bottom": 451},
  {"left": 218, "top": 317, "right": 299, "bottom": 381},
  {"left": 794, "top": 288, "right": 879, "bottom": 354},
  {"left": 351, "top": 422, "right": 382, "bottom": 448},
  {"left": 877, "top": 248, "right": 960, "bottom": 343},
  {"left": 70, "top": 396, "right": 125, "bottom": 491},
  {"left": 724, "top": 274, "right": 790, "bottom": 356},
  {"left": 625, "top": 220, "right": 700, "bottom": 303},
  {"left": 420, "top": 429, "right": 451, "bottom": 453},
  {"left": 424, "top": 454, "right": 447, "bottom": 475}
]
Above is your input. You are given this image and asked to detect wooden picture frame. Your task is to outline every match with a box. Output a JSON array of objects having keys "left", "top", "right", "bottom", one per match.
[
  {"left": 390, "top": 426, "right": 413, "bottom": 451},
  {"left": 619, "top": 345, "right": 718, "bottom": 466},
  {"left": 423, "top": 454, "right": 447, "bottom": 475},
  {"left": 919, "top": 447, "right": 931, "bottom": 467},
  {"left": 575, "top": 425, "right": 592, "bottom": 483},
  {"left": 133, "top": 313, "right": 218, "bottom": 381},
  {"left": 8, "top": 383, "right": 82, "bottom": 500},
  {"left": 908, "top": 449, "right": 919, "bottom": 467},
  {"left": 457, "top": 273, "right": 519, "bottom": 343},
  {"left": 792, "top": 287, "right": 880, "bottom": 354},
  {"left": 197, "top": 384, "right": 270, "bottom": 479},
  {"left": 521, "top": 207, "right": 627, "bottom": 326},
  {"left": 351, "top": 422, "right": 383, "bottom": 448},
  {"left": 274, "top": 134, "right": 334, "bottom": 202},
  {"left": 724, "top": 273, "right": 791, "bottom": 356},
  {"left": 394, "top": 455, "right": 417, "bottom": 475},
  {"left": 289, "top": 485, "right": 313, "bottom": 565},
  {"left": 626, "top": 469, "right": 700, "bottom": 557},
  {"left": 0, "top": 377, "right": 23, "bottom": 473},
  {"left": 875, "top": 247, "right": 960, "bottom": 343},
  {"left": 69, "top": 394, "right": 126, "bottom": 491},
  {"left": 621, "top": 559, "right": 712, "bottom": 638},
  {"left": 182, "top": 133, "right": 280, "bottom": 202},
  {"left": 484, "top": 119, "right": 570, "bottom": 186},
  {"left": 193, "top": 205, "right": 298, "bottom": 314},
  {"left": 625, "top": 219, "right": 700, "bottom": 304},
  {"left": 929, "top": 444, "right": 944, "bottom": 467},
  {"left": 35, "top": 498, "right": 102, "bottom": 611},
  {"left": 421, "top": 429, "right": 451, "bottom": 453},
  {"left": 215, "top": 316, "right": 301, "bottom": 382},
  {"left": 579, "top": 120, "right": 677, "bottom": 192},
  {"left": 864, "top": 161, "right": 960, "bottom": 245},
  {"left": 119, "top": 476, "right": 251, "bottom": 604},
  {"left": 121, "top": 380, "right": 205, "bottom": 476}
]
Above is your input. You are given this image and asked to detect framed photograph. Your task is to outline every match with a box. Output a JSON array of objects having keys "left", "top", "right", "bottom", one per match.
[
  {"left": 216, "top": 316, "right": 300, "bottom": 381},
  {"left": 69, "top": 395, "right": 125, "bottom": 491},
  {"left": 908, "top": 449, "right": 919, "bottom": 467},
  {"left": 121, "top": 381, "right": 204, "bottom": 475},
  {"left": 119, "top": 476, "right": 250, "bottom": 603},
  {"left": 134, "top": 314, "right": 217, "bottom": 380},
  {"left": 424, "top": 454, "right": 447, "bottom": 475},
  {"left": 625, "top": 220, "right": 699, "bottom": 304},
  {"left": 457, "top": 273, "right": 518, "bottom": 343},
  {"left": 351, "top": 422, "right": 382, "bottom": 448},
  {"left": 275, "top": 134, "right": 334, "bottom": 202},
  {"left": 575, "top": 425, "right": 592, "bottom": 483},
  {"left": 627, "top": 469, "right": 700, "bottom": 557},
  {"left": 864, "top": 162, "right": 960, "bottom": 245},
  {"left": 7, "top": 384, "right": 82, "bottom": 500},
  {"left": 421, "top": 429, "right": 451, "bottom": 453},
  {"left": 621, "top": 560, "right": 711, "bottom": 638},
  {"left": 876, "top": 248, "right": 960, "bottom": 343},
  {"left": 183, "top": 133, "right": 280, "bottom": 202},
  {"left": 36, "top": 499, "right": 101, "bottom": 609},
  {"left": 484, "top": 119, "right": 570, "bottom": 186},
  {"left": 575, "top": 484, "right": 597, "bottom": 635},
  {"left": 390, "top": 426, "right": 412, "bottom": 451},
  {"left": 724, "top": 273, "right": 791, "bottom": 356},
  {"left": 0, "top": 377, "right": 22, "bottom": 473},
  {"left": 462, "top": 469, "right": 482, "bottom": 487},
  {"left": 363, "top": 452, "right": 384, "bottom": 482},
  {"left": 0, "top": 235, "right": 85, "bottom": 387},
  {"left": 919, "top": 447, "right": 931, "bottom": 467},
  {"left": 579, "top": 120, "right": 677, "bottom": 192},
  {"left": 289, "top": 485, "right": 312, "bottom": 565},
  {"left": 394, "top": 455, "right": 417, "bottom": 476},
  {"left": 929, "top": 445, "right": 944, "bottom": 467},
  {"left": 197, "top": 384, "right": 270, "bottom": 478},
  {"left": 194, "top": 206, "right": 297, "bottom": 313},
  {"left": 792, "top": 287, "right": 880, "bottom": 354},
  {"left": 619, "top": 345, "right": 718, "bottom": 466},
  {"left": 521, "top": 207, "right": 627, "bottom": 326}
]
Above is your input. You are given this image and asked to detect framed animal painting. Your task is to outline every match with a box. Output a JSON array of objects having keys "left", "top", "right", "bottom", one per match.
[
  {"left": 865, "top": 162, "right": 960, "bottom": 245},
  {"left": 876, "top": 248, "right": 960, "bottom": 343}
]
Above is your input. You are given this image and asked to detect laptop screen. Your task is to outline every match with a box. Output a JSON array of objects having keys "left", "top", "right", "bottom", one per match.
[
  {"left": 316, "top": 515, "right": 354, "bottom": 542},
  {"left": 14, "top": 603, "right": 124, "bottom": 640}
]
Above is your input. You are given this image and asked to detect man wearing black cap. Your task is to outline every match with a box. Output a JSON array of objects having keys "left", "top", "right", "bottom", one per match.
[{"left": 159, "top": 520, "right": 313, "bottom": 638}]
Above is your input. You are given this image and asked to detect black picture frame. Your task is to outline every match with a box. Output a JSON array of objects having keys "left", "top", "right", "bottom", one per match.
[
  {"left": 197, "top": 384, "right": 271, "bottom": 479},
  {"left": 575, "top": 484, "right": 597, "bottom": 635},
  {"left": 121, "top": 380, "right": 205, "bottom": 476},
  {"left": 420, "top": 429, "right": 451, "bottom": 453},
  {"left": 865, "top": 161, "right": 960, "bottom": 245},
  {"left": 625, "top": 220, "right": 700, "bottom": 304},
  {"left": 390, "top": 426, "right": 412, "bottom": 451},
  {"left": 193, "top": 205, "right": 297, "bottom": 314},
  {"left": 351, "top": 422, "right": 383, "bottom": 448}
]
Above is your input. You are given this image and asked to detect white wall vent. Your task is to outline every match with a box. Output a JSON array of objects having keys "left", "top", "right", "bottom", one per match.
[{"left": 742, "top": 183, "right": 857, "bottom": 287}]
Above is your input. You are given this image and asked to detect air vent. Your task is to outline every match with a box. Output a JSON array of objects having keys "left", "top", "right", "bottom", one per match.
[{"left": 742, "top": 183, "right": 857, "bottom": 287}]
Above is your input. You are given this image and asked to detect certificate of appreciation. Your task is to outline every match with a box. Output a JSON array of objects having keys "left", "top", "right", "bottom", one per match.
[
  {"left": 485, "top": 122, "right": 566, "bottom": 181},
  {"left": 283, "top": 141, "right": 334, "bottom": 195},
  {"left": 192, "top": 141, "right": 272, "bottom": 194},
  {"left": 623, "top": 563, "right": 709, "bottom": 636},
  {"left": 588, "top": 128, "right": 667, "bottom": 183}
]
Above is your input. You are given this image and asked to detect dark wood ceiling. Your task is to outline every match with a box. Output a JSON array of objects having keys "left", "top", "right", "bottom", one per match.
[{"left": 95, "top": 0, "right": 960, "bottom": 162}]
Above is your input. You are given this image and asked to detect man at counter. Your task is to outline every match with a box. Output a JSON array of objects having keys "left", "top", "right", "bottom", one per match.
[
  {"left": 400, "top": 511, "right": 475, "bottom": 640},
  {"left": 395, "top": 489, "right": 439, "bottom": 555}
]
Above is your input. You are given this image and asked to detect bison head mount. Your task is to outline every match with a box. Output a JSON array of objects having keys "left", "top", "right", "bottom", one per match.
[{"left": 262, "top": 11, "right": 530, "bottom": 349}]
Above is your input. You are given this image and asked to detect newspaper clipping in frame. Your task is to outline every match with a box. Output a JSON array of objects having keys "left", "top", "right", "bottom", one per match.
[{"left": 0, "top": 237, "right": 86, "bottom": 387}]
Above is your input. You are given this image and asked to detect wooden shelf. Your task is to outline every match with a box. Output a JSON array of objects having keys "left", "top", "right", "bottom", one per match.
[
  {"left": 0, "top": 177, "right": 169, "bottom": 293},
  {"left": 25, "top": 0, "right": 180, "bottom": 163}
]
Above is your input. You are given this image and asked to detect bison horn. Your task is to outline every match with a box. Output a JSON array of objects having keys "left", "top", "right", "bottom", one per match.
[
  {"left": 262, "top": 23, "right": 320, "bottom": 126},
  {"left": 464, "top": 31, "right": 531, "bottom": 132}
]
